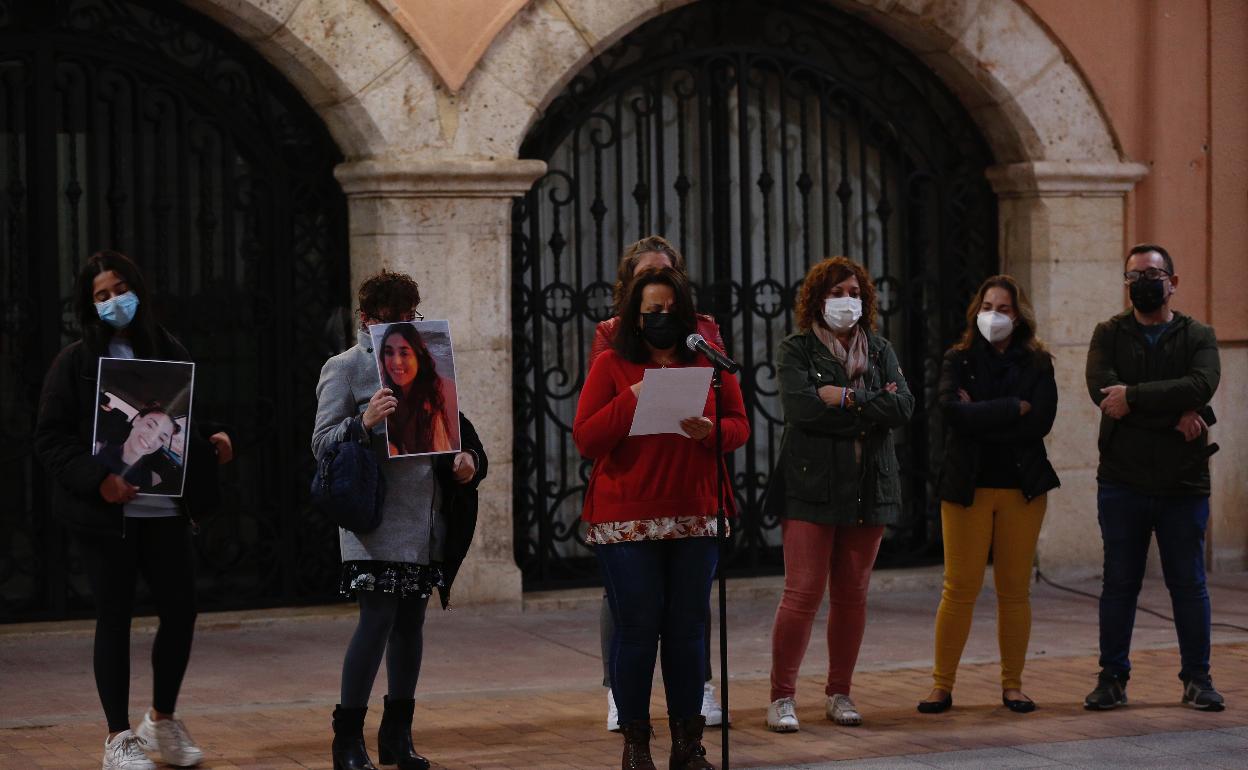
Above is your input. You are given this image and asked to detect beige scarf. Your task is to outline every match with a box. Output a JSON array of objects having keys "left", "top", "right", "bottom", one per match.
[{"left": 813, "top": 324, "right": 869, "bottom": 388}]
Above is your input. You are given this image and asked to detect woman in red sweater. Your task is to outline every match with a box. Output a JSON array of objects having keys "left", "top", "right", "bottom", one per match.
[
  {"left": 588, "top": 236, "right": 726, "bottom": 733},
  {"left": 574, "top": 267, "right": 748, "bottom": 770}
]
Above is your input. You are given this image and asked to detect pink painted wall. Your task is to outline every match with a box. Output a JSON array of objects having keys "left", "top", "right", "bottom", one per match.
[
  {"left": 1024, "top": 0, "right": 1247, "bottom": 341},
  {"left": 1025, "top": 0, "right": 1248, "bottom": 566},
  {"left": 1209, "top": 0, "right": 1248, "bottom": 341}
]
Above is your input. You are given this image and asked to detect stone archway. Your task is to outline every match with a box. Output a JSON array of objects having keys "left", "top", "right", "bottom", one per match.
[
  {"left": 191, "top": 0, "right": 1148, "bottom": 603},
  {"left": 182, "top": 0, "right": 395, "bottom": 158}
]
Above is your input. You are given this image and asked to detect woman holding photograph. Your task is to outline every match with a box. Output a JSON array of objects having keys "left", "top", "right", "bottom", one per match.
[
  {"left": 574, "top": 266, "right": 749, "bottom": 770},
  {"left": 377, "top": 323, "right": 455, "bottom": 456},
  {"left": 313, "top": 270, "right": 486, "bottom": 770},
  {"left": 93, "top": 404, "right": 181, "bottom": 492},
  {"left": 34, "top": 250, "right": 233, "bottom": 770}
]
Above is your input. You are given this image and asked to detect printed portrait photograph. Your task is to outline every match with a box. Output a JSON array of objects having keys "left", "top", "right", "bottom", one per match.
[
  {"left": 369, "top": 320, "right": 460, "bottom": 458},
  {"left": 91, "top": 358, "right": 196, "bottom": 497}
]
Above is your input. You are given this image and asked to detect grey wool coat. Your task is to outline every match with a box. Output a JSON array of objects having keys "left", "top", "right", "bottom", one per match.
[{"left": 312, "top": 329, "right": 446, "bottom": 565}]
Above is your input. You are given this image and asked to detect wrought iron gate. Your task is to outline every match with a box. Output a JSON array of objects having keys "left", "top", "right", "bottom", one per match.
[
  {"left": 0, "top": 0, "right": 349, "bottom": 621},
  {"left": 512, "top": 0, "right": 998, "bottom": 590}
]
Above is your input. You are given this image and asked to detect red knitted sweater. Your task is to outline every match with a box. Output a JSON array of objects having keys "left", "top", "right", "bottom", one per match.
[{"left": 573, "top": 350, "right": 749, "bottom": 524}]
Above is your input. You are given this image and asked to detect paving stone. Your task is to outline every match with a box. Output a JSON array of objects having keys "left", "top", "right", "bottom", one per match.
[
  {"left": 2, "top": 576, "right": 1247, "bottom": 769},
  {"left": 1192, "top": 750, "right": 1248, "bottom": 769},
  {"left": 786, "top": 759, "right": 937, "bottom": 769},
  {"left": 1016, "top": 735, "right": 1185, "bottom": 765},
  {"left": 911, "top": 745, "right": 1066, "bottom": 768},
  {"left": 1124, "top": 728, "right": 1248, "bottom": 754}
]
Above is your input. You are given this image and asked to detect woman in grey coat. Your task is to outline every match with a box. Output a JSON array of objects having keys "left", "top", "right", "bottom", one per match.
[{"left": 313, "top": 270, "right": 482, "bottom": 770}]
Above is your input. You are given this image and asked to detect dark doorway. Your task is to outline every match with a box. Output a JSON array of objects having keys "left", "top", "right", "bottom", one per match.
[{"left": 0, "top": 0, "right": 350, "bottom": 621}]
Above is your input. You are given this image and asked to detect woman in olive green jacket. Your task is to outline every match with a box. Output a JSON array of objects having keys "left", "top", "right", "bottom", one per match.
[{"left": 765, "top": 257, "right": 915, "bottom": 732}]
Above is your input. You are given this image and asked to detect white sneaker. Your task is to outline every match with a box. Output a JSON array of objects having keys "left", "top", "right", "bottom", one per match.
[
  {"left": 606, "top": 689, "right": 620, "bottom": 732},
  {"left": 826, "top": 693, "right": 863, "bottom": 726},
  {"left": 102, "top": 730, "right": 156, "bottom": 770},
  {"left": 765, "top": 697, "right": 800, "bottom": 732},
  {"left": 701, "top": 682, "right": 729, "bottom": 726},
  {"left": 135, "top": 710, "right": 205, "bottom": 767}
]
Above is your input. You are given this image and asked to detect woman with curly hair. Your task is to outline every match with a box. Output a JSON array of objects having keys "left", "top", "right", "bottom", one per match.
[
  {"left": 764, "top": 257, "right": 914, "bottom": 732},
  {"left": 917, "top": 275, "right": 1058, "bottom": 715},
  {"left": 377, "top": 323, "right": 455, "bottom": 456}
]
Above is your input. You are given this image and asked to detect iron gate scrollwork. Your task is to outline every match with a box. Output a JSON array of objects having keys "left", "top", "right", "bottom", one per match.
[
  {"left": 0, "top": 0, "right": 349, "bottom": 621},
  {"left": 512, "top": 0, "right": 998, "bottom": 590}
]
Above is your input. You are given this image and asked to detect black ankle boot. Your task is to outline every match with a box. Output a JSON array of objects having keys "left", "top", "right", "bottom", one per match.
[
  {"left": 377, "top": 695, "right": 430, "bottom": 770},
  {"left": 332, "top": 705, "right": 378, "bottom": 770},
  {"left": 619, "top": 720, "right": 656, "bottom": 770},
  {"left": 668, "top": 715, "right": 713, "bottom": 770}
]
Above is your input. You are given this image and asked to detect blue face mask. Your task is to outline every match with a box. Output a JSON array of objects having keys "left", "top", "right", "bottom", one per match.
[{"left": 95, "top": 292, "right": 140, "bottom": 330}]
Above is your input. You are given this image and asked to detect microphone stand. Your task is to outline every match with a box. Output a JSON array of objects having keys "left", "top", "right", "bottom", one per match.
[{"left": 710, "top": 365, "right": 729, "bottom": 768}]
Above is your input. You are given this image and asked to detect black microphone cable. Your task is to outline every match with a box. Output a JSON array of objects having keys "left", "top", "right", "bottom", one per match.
[{"left": 1034, "top": 568, "right": 1248, "bottom": 633}]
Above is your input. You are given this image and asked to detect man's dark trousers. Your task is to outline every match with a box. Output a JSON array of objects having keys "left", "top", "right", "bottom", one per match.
[{"left": 1097, "top": 482, "right": 1211, "bottom": 682}]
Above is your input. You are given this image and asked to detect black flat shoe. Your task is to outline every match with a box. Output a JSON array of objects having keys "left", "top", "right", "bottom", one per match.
[
  {"left": 916, "top": 693, "right": 952, "bottom": 714},
  {"left": 1003, "top": 695, "right": 1036, "bottom": 713}
]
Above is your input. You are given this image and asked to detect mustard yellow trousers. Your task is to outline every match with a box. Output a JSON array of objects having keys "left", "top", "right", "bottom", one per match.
[{"left": 932, "top": 488, "right": 1047, "bottom": 691}]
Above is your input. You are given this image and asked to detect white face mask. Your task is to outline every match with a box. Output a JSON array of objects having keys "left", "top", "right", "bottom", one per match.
[
  {"left": 976, "top": 310, "right": 1015, "bottom": 344},
  {"left": 823, "top": 296, "right": 862, "bottom": 332}
]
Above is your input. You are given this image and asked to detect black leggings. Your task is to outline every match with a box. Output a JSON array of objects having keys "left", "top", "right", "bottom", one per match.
[
  {"left": 76, "top": 517, "right": 198, "bottom": 734},
  {"left": 340, "top": 591, "right": 430, "bottom": 708}
]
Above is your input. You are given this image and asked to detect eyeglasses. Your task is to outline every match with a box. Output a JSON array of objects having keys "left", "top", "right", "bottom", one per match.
[
  {"left": 1123, "top": 268, "right": 1171, "bottom": 283},
  {"left": 366, "top": 309, "right": 424, "bottom": 325}
]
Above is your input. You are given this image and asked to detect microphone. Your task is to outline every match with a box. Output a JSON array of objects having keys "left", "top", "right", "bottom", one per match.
[{"left": 686, "top": 333, "right": 740, "bottom": 374}]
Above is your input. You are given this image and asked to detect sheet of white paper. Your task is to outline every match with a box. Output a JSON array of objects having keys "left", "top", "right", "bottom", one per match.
[{"left": 628, "top": 366, "right": 714, "bottom": 437}]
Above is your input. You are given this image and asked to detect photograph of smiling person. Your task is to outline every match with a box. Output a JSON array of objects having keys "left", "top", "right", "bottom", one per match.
[
  {"left": 91, "top": 357, "right": 195, "bottom": 496},
  {"left": 369, "top": 319, "right": 460, "bottom": 458}
]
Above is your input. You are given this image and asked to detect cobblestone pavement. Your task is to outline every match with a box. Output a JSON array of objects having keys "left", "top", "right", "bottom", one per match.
[
  {"left": 750, "top": 727, "right": 1248, "bottom": 769},
  {"left": 2, "top": 572, "right": 1246, "bottom": 769}
]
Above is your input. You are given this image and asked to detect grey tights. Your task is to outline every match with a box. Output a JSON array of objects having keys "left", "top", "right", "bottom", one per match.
[{"left": 340, "top": 591, "right": 430, "bottom": 707}]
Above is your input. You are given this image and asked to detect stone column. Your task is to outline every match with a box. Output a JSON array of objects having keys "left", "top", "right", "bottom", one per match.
[
  {"left": 335, "top": 157, "right": 547, "bottom": 607},
  {"left": 986, "top": 161, "right": 1149, "bottom": 579}
]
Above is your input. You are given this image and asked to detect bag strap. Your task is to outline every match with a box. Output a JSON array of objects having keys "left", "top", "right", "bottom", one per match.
[{"left": 347, "top": 415, "right": 367, "bottom": 444}]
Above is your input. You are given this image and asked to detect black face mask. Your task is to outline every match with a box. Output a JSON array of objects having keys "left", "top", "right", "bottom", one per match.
[
  {"left": 1129, "top": 277, "right": 1167, "bottom": 314},
  {"left": 640, "top": 312, "right": 685, "bottom": 350}
]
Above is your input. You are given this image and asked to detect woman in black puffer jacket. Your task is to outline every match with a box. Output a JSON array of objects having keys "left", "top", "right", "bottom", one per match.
[
  {"left": 918, "top": 275, "right": 1059, "bottom": 716},
  {"left": 35, "top": 250, "right": 232, "bottom": 770}
]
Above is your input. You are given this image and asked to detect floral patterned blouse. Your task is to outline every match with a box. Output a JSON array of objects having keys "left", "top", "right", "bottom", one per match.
[{"left": 585, "top": 515, "right": 729, "bottom": 545}]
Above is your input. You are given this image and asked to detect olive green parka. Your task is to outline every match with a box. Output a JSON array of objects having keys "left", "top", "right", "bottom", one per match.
[{"left": 766, "top": 329, "right": 915, "bottom": 526}]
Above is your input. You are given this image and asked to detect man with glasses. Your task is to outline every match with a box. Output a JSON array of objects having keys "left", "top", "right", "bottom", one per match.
[{"left": 1084, "top": 244, "right": 1223, "bottom": 711}]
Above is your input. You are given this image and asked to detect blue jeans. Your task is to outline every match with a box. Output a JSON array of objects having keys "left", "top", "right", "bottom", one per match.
[
  {"left": 1097, "top": 483, "right": 1211, "bottom": 682},
  {"left": 597, "top": 536, "right": 719, "bottom": 723}
]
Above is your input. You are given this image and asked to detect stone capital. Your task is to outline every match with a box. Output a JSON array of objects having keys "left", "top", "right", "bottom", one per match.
[
  {"left": 985, "top": 160, "right": 1150, "bottom": 198},
  {"left": 335, "top": 157, "right": 547, "bottom": 199}
]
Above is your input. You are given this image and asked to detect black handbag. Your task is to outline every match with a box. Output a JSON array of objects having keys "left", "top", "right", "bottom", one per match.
[{"left": 310, "top": 417, "right": 385, "bottom": 534}]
